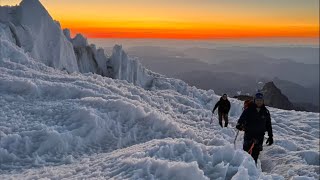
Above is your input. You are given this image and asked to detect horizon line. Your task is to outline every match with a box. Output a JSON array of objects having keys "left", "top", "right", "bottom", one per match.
[
  {"left": 84, "top": 36, "right": 320, "bottom": 44},
  {"left": 66, "top": 27, "right": 319, "bottom": 41}
]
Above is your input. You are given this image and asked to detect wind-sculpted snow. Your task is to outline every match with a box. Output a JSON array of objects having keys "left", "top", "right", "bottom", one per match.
[
  {"left": 0, "top": 37, "right": 319, "bottom": 179},
  {"left": 259, "top": 109, "right": 320, "bottom": 179},
  {"left": 0, "top": 139, "right": 269, "bottom": 180},
  {"left": 0, "top": 1, "right": 319, "bottom": 179},
  {"left": 0, "top": 38, "right": 252, "bottom": 179}
]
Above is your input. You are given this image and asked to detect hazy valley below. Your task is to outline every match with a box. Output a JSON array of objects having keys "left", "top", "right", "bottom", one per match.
[{"left": 91, "top": 39, "right": 319, "bottom": 112}]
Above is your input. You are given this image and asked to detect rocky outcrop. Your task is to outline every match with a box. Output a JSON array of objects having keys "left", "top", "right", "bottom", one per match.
[
  {"left": 234, "top": 82, "right": 307, "bottom": 111},
  {"left": 261, "top": 82, "right": 295, "bottom": 110}
]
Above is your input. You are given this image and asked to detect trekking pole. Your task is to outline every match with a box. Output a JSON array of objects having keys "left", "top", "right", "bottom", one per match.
[
  {"left": 233, "top": 130, "right": 239, "bottom": 149},
  {"left": 210, "top": 114, "right": 214, "bottom": 124}
]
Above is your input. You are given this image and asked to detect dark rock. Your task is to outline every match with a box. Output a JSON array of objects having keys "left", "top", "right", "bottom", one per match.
[
  {"left": 233, "top": 95, "right": 253, "bottom": 102},
  {"left": 261, "top": 82, "right": 295, "bottom": 110}
]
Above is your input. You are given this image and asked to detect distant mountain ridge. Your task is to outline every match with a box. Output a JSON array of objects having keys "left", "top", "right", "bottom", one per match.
[
  {"left": 273, "top": 78, "right": 319, "bottom": 106},
  {"left": 234, "top": 82, "right": 313, "bottom": 112},
  {"left": 127, "top": 46, "right": 319, "bottom": 112}
]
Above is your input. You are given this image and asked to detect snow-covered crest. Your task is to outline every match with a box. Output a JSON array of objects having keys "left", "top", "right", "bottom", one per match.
[
  {"left": 0, "top": 0, "right": 156, "bottom": 88},
  {"left": 0, "top": 0, "right": 79, "bottom": 72}
]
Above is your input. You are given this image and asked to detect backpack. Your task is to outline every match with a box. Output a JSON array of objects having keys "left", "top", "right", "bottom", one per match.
[{"left": 243, "top": 100, "right": 253, "bottom": 110}]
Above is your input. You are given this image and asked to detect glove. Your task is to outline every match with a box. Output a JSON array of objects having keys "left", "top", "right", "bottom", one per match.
[
  {"left": 266, "top": 136, "right": 273, "bottom": 146},
  {"left": 236, "top": 123, "right": 243, "bottom": 131}
]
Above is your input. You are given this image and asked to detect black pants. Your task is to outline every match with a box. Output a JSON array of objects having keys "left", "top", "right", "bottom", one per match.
[
  {"left": 218, "top": 112, "right": 228, "bottom": 127},
  {"left": 243, "top": 134, "right": 264, "bottom": 163}
]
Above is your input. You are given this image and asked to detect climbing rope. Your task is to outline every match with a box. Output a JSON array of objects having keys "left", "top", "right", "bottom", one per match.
[{"left": 248, "top": 140, "right": 256, "bottom": 155}]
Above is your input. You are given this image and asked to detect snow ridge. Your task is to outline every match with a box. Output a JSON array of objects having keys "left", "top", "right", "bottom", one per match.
[{"left": 1, "top": 0, "right": 157, "bottom": 89}]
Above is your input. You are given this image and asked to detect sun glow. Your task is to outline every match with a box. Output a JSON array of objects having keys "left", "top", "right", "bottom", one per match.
[{"left": 2, "top": 0, "right": 319, "bottom": 39}]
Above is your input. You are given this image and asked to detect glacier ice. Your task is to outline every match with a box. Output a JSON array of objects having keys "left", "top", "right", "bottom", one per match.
[{"left": 0, "top": 0, "right": 79, "bottom": 73}]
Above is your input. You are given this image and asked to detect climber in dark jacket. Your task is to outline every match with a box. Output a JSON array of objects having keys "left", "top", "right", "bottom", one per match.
[
  {"left": 236, "top": 92, "right": 273, "bottom": 164},
  {"left": 212, "top": 94, "right": 231, "bottom": 127}
]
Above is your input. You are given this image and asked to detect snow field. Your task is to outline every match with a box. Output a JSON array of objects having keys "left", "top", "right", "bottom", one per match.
[
  {"left": 0, "top": 36, "right": 263, "bottom": 179},
  {"left": 1, "top": 41, "right": 319, "bottom": 179},
  {"left": 0, "top": 139, "right": 266, "bottom": 180},
  {"left": 0, "top": 0, "right": 319, "bottom": 179}
]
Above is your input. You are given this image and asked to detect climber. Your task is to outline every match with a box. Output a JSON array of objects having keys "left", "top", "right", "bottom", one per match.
[
  {"left": 212, "top": 94, "right": 231, "bottom": 127},
  {"left": 236, "top": 92, "right": 274, "bottom": 164}
]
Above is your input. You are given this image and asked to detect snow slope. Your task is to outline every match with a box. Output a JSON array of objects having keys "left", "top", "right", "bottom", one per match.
[
  {"left": 0, "top": 0, "right": 319, "bottom": 179},
  {"left": 1, "top": 29, "right": 319, "bottom": 180}
]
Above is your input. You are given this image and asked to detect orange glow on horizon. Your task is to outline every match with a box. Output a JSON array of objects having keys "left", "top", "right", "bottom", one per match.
[
  {"left": 2, "top": 0, "right": 319, "bottom": 40},
  {"left": 63, "top": 23, "right": 319, "bottom": 39}
]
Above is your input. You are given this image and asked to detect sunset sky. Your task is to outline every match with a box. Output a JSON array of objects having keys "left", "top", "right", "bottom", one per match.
[{"left": 2, "top": 0, "right": 319, "bottom": 39}]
